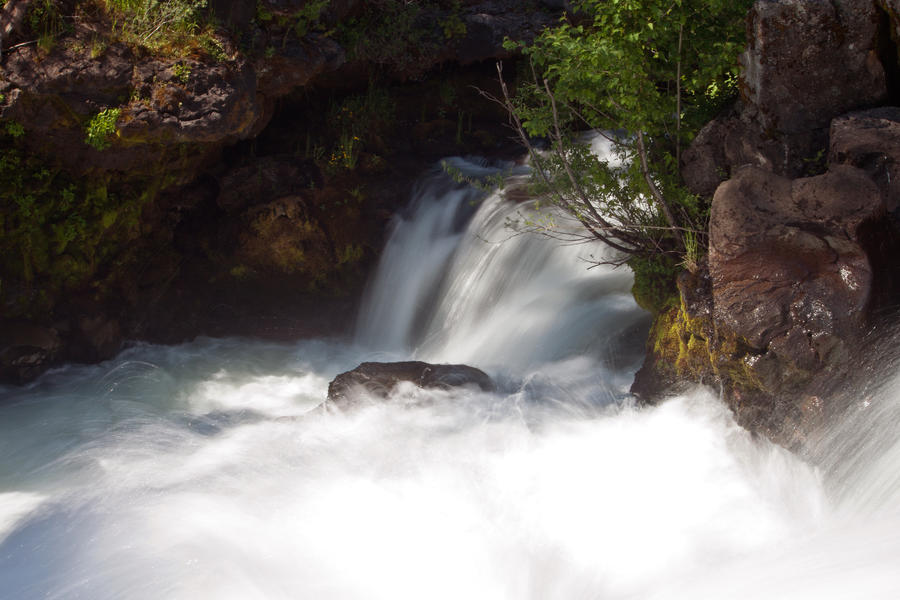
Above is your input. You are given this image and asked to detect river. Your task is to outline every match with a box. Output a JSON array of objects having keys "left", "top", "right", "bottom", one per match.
[{"left": 0, "top": 158, "right": 898, "bottom": 598}]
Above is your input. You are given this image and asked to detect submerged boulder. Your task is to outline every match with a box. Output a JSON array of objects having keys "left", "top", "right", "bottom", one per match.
[{"left": 326, "top": 361, "right": 495, "bottom": 409}]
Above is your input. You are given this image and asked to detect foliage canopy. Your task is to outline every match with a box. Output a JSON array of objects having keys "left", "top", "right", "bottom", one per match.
[{"left": 498, "top": 0, "right": 751, "bottom": 270}]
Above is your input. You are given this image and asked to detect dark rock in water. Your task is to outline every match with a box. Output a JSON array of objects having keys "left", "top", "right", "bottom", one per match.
[
  {"left": 326, "top": 361, "right": 495, "bottom": 409},
  {"left": 0, "top": 321, "right": 62, "bottom": 384},
  {"left": 73, "top": 314, "right": 124, "bottom": 363},
  {"left": 641, "top": 105, "right": 900, "bottom": 448}
]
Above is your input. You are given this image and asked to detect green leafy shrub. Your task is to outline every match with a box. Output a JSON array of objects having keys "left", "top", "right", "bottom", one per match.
[
  {"left": 336, "top": 1, "right": 438, "bottom": 74},
  {"left": 628, "top": 254, "right": 680, "bottom": 313},
  {"left": 85, "top": 108, "right": 121, "bottom": 150},
  {"left": 256, "top": 0, "right": 274, "bottom": 22},
  {"left": 5, "top": 121, "right": 25, "bottom": 138},
  {"left": 287, "top": 0, "right": 328, "bottom": 39},
  {"left": 500, "top": 0, "right": 750, "bottom": 301},
  {"left": 173, "top": 62, "right": 191, "bottom": 83},
  {"left": 440, "top": 1, "right": 466, "bottom": 39},
  {"left": 27, "top": 0, "right": 68, "bottom": 52}
]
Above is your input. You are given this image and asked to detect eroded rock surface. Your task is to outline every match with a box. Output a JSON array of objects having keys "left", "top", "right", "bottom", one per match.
[
  {"left": 0, "top": 1, "right": 556, "bottom": 383},
  {"left": 709, "top": 164, "right": 883, "bottom": 389},
  {"left": 682, "top": 0, "right": 894, "bottom": 188},
  {"left": 742, "top": 0, "right": 886, "bottom": 136}
]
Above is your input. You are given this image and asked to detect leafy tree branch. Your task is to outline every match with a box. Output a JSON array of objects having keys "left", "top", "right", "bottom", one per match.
[{"left": 492, "top": 0, "right": 751, "bottom": 270}]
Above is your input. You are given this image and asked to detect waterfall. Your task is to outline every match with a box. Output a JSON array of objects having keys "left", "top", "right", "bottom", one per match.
[
  {"left": 357, "top": 156, "right": 647, "bottom": 378},
  {"left": 0, "top": 160, "right": 898, "bottom": 599}
]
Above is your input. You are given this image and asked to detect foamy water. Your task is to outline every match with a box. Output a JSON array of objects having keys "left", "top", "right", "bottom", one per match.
[{"left": 0, "top": 159, "right": 898, "bottom": 598}]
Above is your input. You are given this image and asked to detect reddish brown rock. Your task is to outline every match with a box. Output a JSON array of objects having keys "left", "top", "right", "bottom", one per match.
[
  {"left": 683, "top": 0, "right": 893, "bottom": 187},
  {"left": 682, "top": 111, "right": 782, "bottom": 198},
  {"left": 741, "top": 0, "right": 886, "bottom": 135},
  {"left": 709, "top": 164, "right": 883, "bottom": 387}
]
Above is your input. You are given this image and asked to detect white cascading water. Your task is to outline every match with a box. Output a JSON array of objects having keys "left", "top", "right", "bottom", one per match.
[{"left": 0, "top": 158, "right": 899, "bottom": 599}]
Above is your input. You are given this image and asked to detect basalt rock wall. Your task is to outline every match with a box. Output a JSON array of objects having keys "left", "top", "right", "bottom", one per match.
[{"left": 636, "top": 0, "right": 900, "bottom": 448}]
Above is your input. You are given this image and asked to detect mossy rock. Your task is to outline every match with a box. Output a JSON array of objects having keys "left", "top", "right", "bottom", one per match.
[{"left": 629, "top": 254, "right": 681, "bottom": 314}]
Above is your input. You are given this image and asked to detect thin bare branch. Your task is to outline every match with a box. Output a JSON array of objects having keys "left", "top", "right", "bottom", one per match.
[{"left": 635, "top": 131, "right": 685, "bottom": 249}]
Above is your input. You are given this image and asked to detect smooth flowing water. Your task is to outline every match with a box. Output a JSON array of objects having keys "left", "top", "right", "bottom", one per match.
[{"left": 0, "top": 159, "right": 898, "bottom": 599}]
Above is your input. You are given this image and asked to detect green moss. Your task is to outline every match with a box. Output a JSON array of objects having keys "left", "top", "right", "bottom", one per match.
[
  {"left": 230, "top": 264, "right": 252, "bottom": 279},
  {"left": 0, "top": 137, "right": 152, "bottom": 318},
  {"left": 629, "top": 254, "right": 680, "bottom": 313},
  {"left": 337, "top": 243, "right": 363, "bottom": 266},
  {"left": 647, "top": 294, "right": 762, "bottom": 393}
]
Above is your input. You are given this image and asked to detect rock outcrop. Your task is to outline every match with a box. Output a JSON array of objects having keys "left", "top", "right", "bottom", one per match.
[
  {"left": 683, "top": 0, "right": 895, "bottom": 192},
  {"left": 741, "top": 0, "right": 887, "bottom": 138},
  {"left": 710, "top": 163, "right": 883, "bottom": 388},
  {"left": 326, "top": 361, "right": 496, "bottom": 409},
  {"left": 642, "top": 0, "right": 900, "bottom": 447}
]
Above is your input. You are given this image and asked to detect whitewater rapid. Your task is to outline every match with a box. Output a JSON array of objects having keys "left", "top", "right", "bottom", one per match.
[{"left": 0, "top": 158, "right": 898, "bottom": 599}]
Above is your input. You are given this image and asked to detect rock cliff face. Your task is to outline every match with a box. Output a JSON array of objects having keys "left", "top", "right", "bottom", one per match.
[
  {"left": 0, "top": 0, "right": 559, "bottom": 382},
  {"left": 636, "top": 0, "right": 900, "bottom": 447}
]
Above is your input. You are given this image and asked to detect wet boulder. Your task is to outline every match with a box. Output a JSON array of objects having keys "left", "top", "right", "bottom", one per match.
[
  {"left": 326, "top": 361, "right": 495, "bottom": 409},
  {"left": 709, "top": 163, "right": 884, "bottom": 391}
]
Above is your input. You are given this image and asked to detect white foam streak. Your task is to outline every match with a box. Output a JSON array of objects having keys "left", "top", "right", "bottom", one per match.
[
  {"left": 0, "top": 382, "right": 830, "bottom": 599},
  {"left": 0, "top": 492, "right": 46, "bottom": 544}
]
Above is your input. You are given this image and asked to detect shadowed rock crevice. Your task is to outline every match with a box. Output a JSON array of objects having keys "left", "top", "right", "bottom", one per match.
[{"left": 877, "top": 2, "right": 900, "bottom": 103}]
